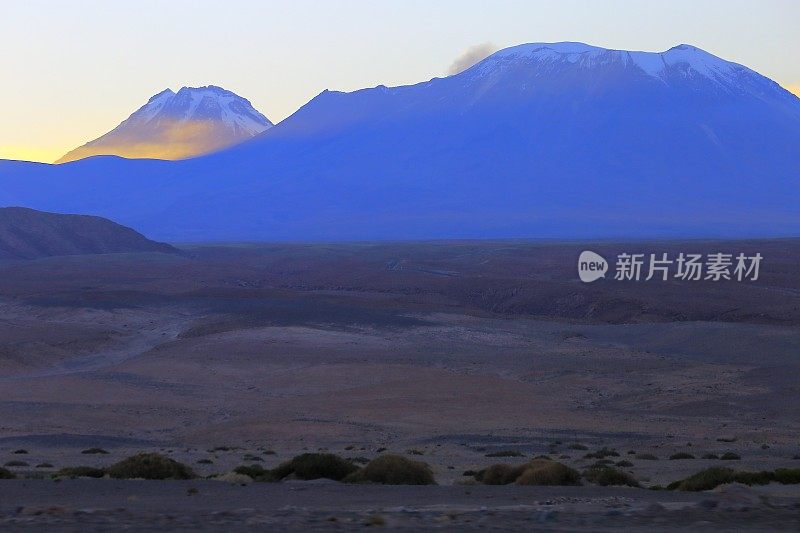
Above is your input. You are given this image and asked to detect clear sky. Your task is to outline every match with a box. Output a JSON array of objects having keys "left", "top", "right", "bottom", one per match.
[{"left": 2, "top": 0, "right": 798, "bottom": 163}]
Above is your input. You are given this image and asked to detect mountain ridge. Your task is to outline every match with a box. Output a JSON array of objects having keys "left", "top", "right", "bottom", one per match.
[{"left": 3, "top": 42, "right": 799, "bottom": 241}]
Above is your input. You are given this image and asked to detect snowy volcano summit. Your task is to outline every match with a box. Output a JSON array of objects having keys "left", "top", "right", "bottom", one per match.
[
  {"left": 57, "top": 85, "right": 272, "bottom": 163},
  {"left": 483, "top": 42, "right": 746, "bottom": 78},
  {"left": 471, "top": 42, "right": 790, "bottom": 97}
]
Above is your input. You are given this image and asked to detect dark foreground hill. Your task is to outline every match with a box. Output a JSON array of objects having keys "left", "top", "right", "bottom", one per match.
[{"left": 0, "top": 207, "right": 175, "bottom": 259}]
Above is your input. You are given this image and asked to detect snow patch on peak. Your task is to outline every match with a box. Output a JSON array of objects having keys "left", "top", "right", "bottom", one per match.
[
  {"left": 492, "top": 42, "right": 605, "bottom": 58},
  {"left": 148, "top": 88, "right": 175, "bottom": 103},
  {"left": 134, "top": 85, "right": 272, "bottom": 136},
  {"left": 659, "top": 44, "right": 743, "bottom": 79},
  {"left": 139, "top": 89, "right": 175, "bottom": 122},
  {"left": 176, "top": 85, "right": 236, "bottom": 98},
  {"left": 475, "top": 41, "right": 751, "bottom": 85},
  {"left": 625, "top": 51, "right": 667, "bottom": 77}
]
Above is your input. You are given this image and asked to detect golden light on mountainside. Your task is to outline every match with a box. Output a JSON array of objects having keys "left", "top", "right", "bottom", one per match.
[
  {"left": 55, "top": 119, "right": 242, "bottom": 164},
  {"left": 788, "top": 84, "right": 800, "bottom": 97}
]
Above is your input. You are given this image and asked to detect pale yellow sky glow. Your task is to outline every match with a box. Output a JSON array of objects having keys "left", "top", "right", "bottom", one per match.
[
  {"left": 0, "top": 146, "right": 66, "bottom": 165},
  {"left": 1, "top": 0, "right": 798, "bottom": 164}
]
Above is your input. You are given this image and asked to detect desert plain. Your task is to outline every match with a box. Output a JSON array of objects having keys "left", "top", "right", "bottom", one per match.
[{"left": 0, "top": 240, "right": 799, "bottom": 530}]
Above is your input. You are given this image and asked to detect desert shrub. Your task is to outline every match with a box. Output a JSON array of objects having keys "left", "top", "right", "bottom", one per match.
[
  {"left": 733, "top": 470, "right": 774, "bottom": 486},
  {"left": 12, "top": 449, "right": 28, "bottom": 454},
  {"left": 4, "top": 461, "right": 28, "bottom": 467},
  {"left": 233, "top": 464, "right": 273, "bottom": 481},
  {"left": 720, "top": 452, "right": 741, "bottom": 461},
  {"left": 568, "top": 443, "right": 588, "bottom": 451},
  {"left": 478, "top": 463, "right": 525, "bottom": 485},
  {"left": 485, "top": 450, "right": 524, "bottom": 458},
  {"left": 515, "top": 459, "right": 580, "bottom": 486},
  {"left": 583, "top": 466, "right": 639, "bottom": 487},
  {"left": 701, "top": 453, "right": 719, "bottom": 460},
  {"left": 81, "top": 448, "right": 109, "bottom": 455},
  {"left": 673, "top": 467, "right": 800, "bottom": 491},
  {"left": 271, "top": 453, "right": 357, "bottom": 481},
  {"left": 262, "top": 450, "right": 276, "bottom": 455},
  {"left": 671, "top": 467, "right": 735, "bottom": 491},
  {"left": 478, "top": 459, "right": 579, "bottom": 486},
  {"left": 344, "top": 454, "right": 435, "bottom": 485},
  {"left": 365, "top": 515, "right": 386, "bottom": 526},
  {"left": 196, "top": 458, "right": 213, "bottom": 464},
  {"left": 636, "top": 454, "right": 658, "bottom": 461},
  {"left": 406, "top": 449, "right": 424, "bottom": 456},
  {"left": 55, "top": 466, "right": 106, "bottom": 478},
  {"left": 242, "top": 454, "right": 263, "bottom": 462},
  {"left": 462, "top": 469, "right": 478, "bottom": 477},
  {"left": 349, "top": 456, "right": 370, "bottom": 465},
  {"left": 591, "top": 459, "right": 614, "bottom": 466},
  {"left": 669, "top": 452, "right": 695, "bottom": 460},
  {"left": 773, "top": 468, "right": 800, "bottom": 484},
  {"left": 36, "top": 463, "right": 54, "bottom": 468},
  {"left": 106, "top": 453, "right": 195, "bottom": 480},
  {"left": 615, "top": 460, "right": 634, "bottom": 468},
  {"left": 584, "top": 447, "right": 619, "bottom": 459},
  {"left": 0, "top": 467, "right": 15, "bottom": 479}
]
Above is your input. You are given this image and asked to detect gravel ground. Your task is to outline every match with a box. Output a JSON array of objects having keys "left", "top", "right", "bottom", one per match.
[{"left": 0, "top": 480, "right": 798, "bottom": 531}]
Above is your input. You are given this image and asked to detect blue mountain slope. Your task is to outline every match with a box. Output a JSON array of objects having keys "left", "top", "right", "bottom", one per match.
[{"left": 1, "top": 42, "right": 799, "bottom": 241}]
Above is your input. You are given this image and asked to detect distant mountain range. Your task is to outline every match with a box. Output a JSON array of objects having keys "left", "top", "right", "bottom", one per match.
[
  {"left": 0, "top": 207, "right": 175, "bottom": 259},
  {"left": 57, "top": 86, "right": 272, "bottom": 163},
  {"left": 2, "top": 42, "right": 799, "bottom": 241}
]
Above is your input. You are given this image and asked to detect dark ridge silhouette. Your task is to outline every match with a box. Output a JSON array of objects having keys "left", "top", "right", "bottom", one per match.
[{"left": 0, "top": 207, "right": 176, "bottom": 259}]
